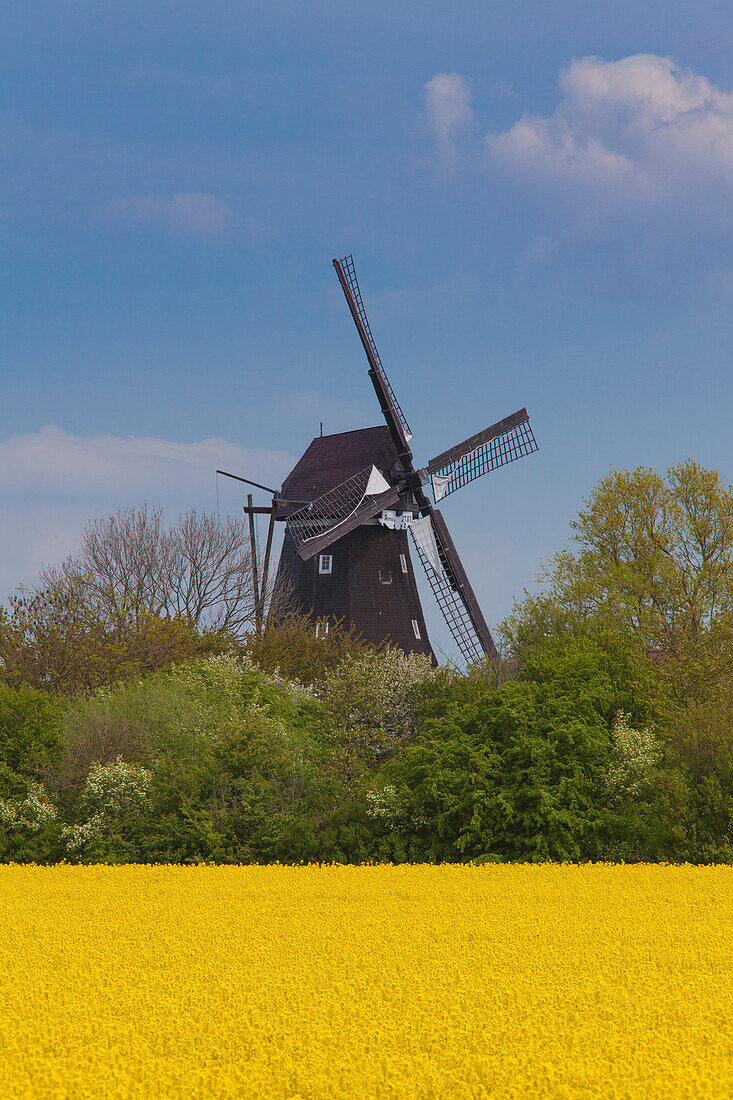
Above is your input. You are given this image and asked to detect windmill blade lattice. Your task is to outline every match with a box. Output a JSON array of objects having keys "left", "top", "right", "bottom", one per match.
[
  {"left": 427, "top": 409, "right": 538, "bottom": 503},
  {"left": 287, "top": 465, "right": 401, "bottom": 560},
  {"left": 334, "top": 254, "right": 413, "bottom": 444},
  {"left": 410, "top": 510, "right": 497, "bottom": 665}
]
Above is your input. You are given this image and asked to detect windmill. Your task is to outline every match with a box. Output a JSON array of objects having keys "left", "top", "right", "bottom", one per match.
[{"left": 223, "top": 254, "right": 538, "bottom": 665}]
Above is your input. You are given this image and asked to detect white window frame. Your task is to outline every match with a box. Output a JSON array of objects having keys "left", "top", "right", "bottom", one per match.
[
  {"left": 315, "top": 619, "right": 329, "bottom": 638},
  {"left": 412, "top": 619, "right": 421, "bottom": 640},
  {"left": 400, "top": 553, "right": 408, "bottom": 574},
  {"left": 379, "top": 569, "right": 393, "bottom": 585},
  {"left": 318, "top": 554, "right": 333, "bottom": 575}
]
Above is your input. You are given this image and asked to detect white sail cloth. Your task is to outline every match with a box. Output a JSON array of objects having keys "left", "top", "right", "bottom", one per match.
[
  {"left": 365, "top": 466, "right": 391, "bottom": 496},
  {"left": 430, "top": 473, "right": 451, "bottom": 502},
  {"left": 410, "top": 515, "right": 443, "bottom": 575}
]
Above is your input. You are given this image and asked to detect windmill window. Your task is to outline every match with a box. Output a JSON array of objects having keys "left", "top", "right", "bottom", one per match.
[
  {"left": 412, "top": 620, "right": 421, "bottom": 640},
  {"left": 318, "top": 554, "right": 333, "bottom": 575},
  {"left": 400, "top": 554, "right": 408, "bottom": 574},
  {"left": 315, "top": 620, "right": 329, "bottom": 638},
  {"left": 379, "top": 569, "right": 392, "bottom": 585}
]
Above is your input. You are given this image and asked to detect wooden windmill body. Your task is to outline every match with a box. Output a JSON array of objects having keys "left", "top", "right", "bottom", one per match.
[
  {"left": 273, "top": 425, "right": 432, "bottom": 655},
  {"left": 231, "top": 255, "right": 539, "bottom": 666}
]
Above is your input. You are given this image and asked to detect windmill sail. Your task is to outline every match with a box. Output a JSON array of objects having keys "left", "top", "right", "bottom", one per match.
[
  {"left": 410, "top": 508, "right": 498, "bottom": 665},
  {"left": 410, "top": 515, "right": 443, "bottom": 575},
  {"left": 267, "top": 254, "right": 540, "bottom": 665},
  {"left": 287, "top": 465, "right": 400, "bottom": 561},
  {"left": 426, "top": 408, "right": 538, "bottom": 503},
  {"left": 333, "top": 254, "right": 413, "bottom": 454}
]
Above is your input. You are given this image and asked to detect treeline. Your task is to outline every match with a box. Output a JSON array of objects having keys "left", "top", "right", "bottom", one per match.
[{"left": 3, "top": 458, "right": 733, "bottom": 863}]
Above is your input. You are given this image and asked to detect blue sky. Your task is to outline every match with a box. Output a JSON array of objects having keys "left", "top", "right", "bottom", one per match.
[{"left": 3, "top": 2, "right": 733, "bottom": 657}]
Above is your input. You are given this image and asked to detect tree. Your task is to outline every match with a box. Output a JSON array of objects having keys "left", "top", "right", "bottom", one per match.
[
  {"left": 498, "top": 460, "right": 733, "bottom": 862},
  {"left": 0, "top": 682, "right": 64, "bottom": 862},
  {"left": 0, "top": 573, "right": 213, "bottom": 695},
  {"left": 502, "top": 460, "right": 733, "bottom": 705},
  {"left": 46, "top": 504, "right": 257, "bottom": 635},
  {"left": 383, "top": 638, "right": 621, "bottom": 862},
  {"left": 0, "top": 681, "right": 63, "bottom": 781},
  {"left": 317, "top": 648, "right": 435, "bottom": 766},
  {"left": 242, "top": 615, "right": 379, "bottom": 686}
]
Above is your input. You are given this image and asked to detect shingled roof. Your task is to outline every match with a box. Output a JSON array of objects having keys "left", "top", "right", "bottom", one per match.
[{"left": 280, "top": 426, "right": 400, "bottom": 503}]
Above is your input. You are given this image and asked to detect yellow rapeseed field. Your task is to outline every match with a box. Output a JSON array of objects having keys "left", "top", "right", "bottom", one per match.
[{"left": 1, "top": 865, "right": 732, "bottom": 1098}]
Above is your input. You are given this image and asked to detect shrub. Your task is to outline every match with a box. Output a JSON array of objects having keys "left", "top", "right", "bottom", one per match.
[
  {"left": 383, "top": 641, "right": 621, "bottom": 862},
  {"left": 58, "top": 655, "right": 356, "bottom": 863},
  {"left": 242, "top": 615, "right": 378, "bottom": 687},
  {"left": 317, "top": 647, "right": 435, "bottom": 767},
  {"left": 0, "top": 681, "right": 64, "bottom": 780}
]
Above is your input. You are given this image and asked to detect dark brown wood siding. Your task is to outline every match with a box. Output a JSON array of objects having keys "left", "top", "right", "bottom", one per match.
[
  {"left": 271, "top": 525, "right": 433, "bottom": 658},
  {"left": 280, "top": 425, "right": 400, "bottom": 503}
]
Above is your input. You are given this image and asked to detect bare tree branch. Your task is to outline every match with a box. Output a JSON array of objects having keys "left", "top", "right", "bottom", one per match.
[{"left": 42, "top": 505, "right": 258, "bottom": 636}]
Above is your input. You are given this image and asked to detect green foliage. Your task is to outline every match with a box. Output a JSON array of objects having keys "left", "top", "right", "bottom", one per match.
[
  {"left": 503, "top": 460, "right": 733, "bottom": 708},
  {"left": 383, "top": 639, "right": 621, "bottom": 862},
  {"left": 662, "top": 694, "right": 733, "bottom": 862},
  {"left": 6, "top": 459, "right": 733, "bottom": 865},
  {"left": 242, "top": 615, "right": 378, "bottom": 686},
  {"left": 57, "top": 655, "right": 357, "bottom": 863},
  {"left": 0, "top": 683, "right": 64, "bottom": 861},
  {"left": 499, "top": 458, "right": 733, "bottom": 862},
  {"left": 1, "top": 576, "right": 220, "bottom": 696},
  {"left": 0, "top": 682, "right": 63, "bottom": 779},
  {"left": 317, "top": 647, "right": 435, "bottom": 770}
]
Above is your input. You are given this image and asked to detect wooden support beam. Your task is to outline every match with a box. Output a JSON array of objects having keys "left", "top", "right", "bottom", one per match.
[
  {"left": 247, "top": 494, "right": 261, "bottom": 633},
  {"left": 260, "top": 493, "right": 277, "bottom": 623}
]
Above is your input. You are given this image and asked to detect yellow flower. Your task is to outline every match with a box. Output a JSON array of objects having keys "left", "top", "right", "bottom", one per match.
[{"left": 0, "top": 864, "right": 730, "bottom": 1098}]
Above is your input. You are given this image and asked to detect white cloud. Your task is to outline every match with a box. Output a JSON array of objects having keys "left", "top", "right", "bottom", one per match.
[
  {"left": 0, "top": 427, "right": 294, "bottom": 597},
  {"left": 487, "top": 55, "right": 733, "bottom": 203},
  {"left": 107, "top": 192, "right": 233, "bottom": 237},
  {"left": 0, "top": 425, "right": 291, "bottom": 499},
  {"left": 424, "top": 73, "right": 473, "bottom": 168}
]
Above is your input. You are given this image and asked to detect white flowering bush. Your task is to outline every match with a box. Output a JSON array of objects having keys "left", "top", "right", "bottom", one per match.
[
  {"left": 0, "top": 783, "right": 57, "bottom": 833},
  {"left": 317, "top": 648, "right": 435, "bottom": 751},
  {"left": 62, "top": 756, "right": 152, "bottom": 855},
  {"left": 365, "top": 784, "right": 403, "bottom": 824},
  {"left": 84, "top": 756, "right": 152, "bottom": 816},
  {"left": 606, "top": 711, "right": 661, "bottom": 801},
  {"left": 61, "top": 816, "right": 105, "bottom": 854}
]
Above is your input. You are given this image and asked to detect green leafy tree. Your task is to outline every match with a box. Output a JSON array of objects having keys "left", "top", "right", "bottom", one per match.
[
  {"left": 242, "top": 615, "right": 378, "bottom": 687},
  {"left": 0, "top": 682, "right": 63, "bottom": 779},
  {"left": 383, "top": 639, "right": 623, "bottom": 862},
  {"left": 499, "top": 459, "right": 733, "bottom": 862},
  {"left": 1, "top": 575, "right": 218, "bottom": 695},
  {"left": 0, "top": 683, "right": 64, "bottom": 861},
  {"left": 503, "top": 461, "right": 733, "bottom": 702},
  {"left": 664, "top": 693, "right": 733, "bottom": 862}
]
